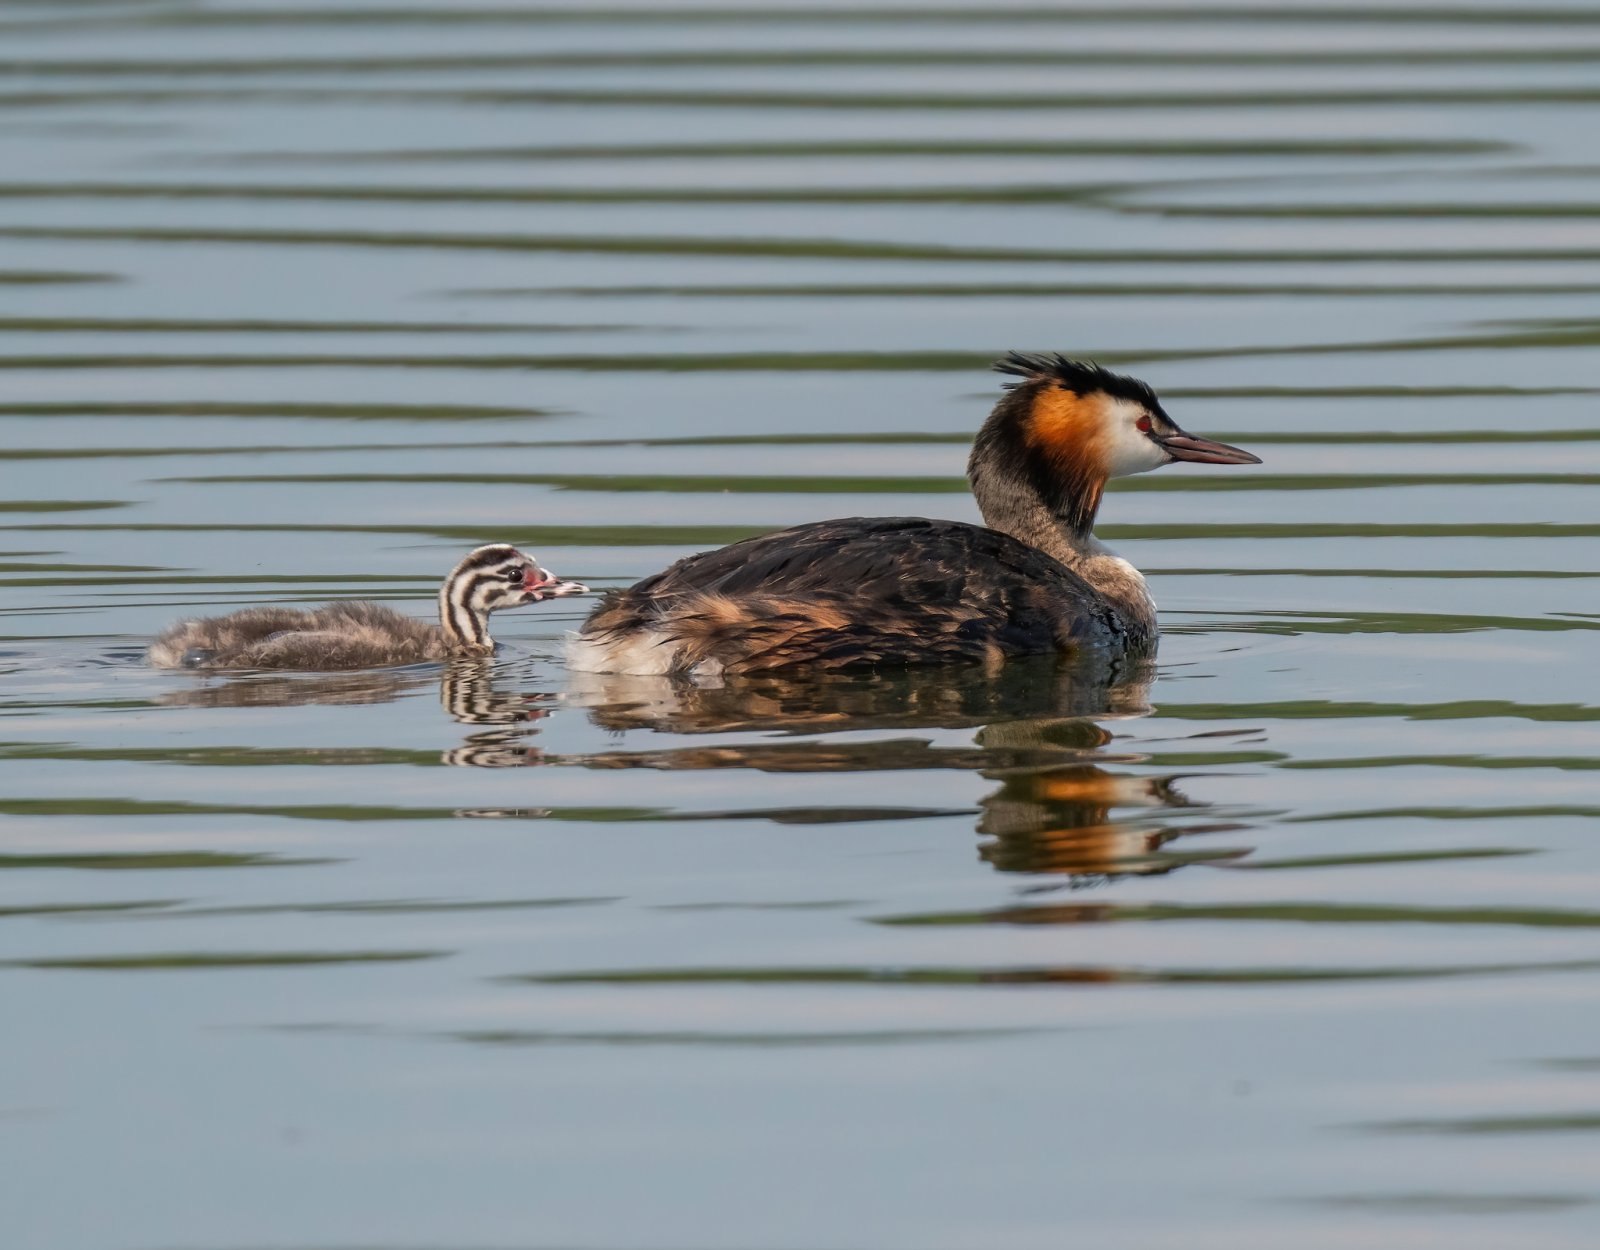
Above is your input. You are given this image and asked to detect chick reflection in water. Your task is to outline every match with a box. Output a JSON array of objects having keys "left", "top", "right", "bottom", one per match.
[
  {"left": 154, "top": 668, "right": 429, "bottom": 709},
  {"left": 439, "top": 660, "right": 561, "bottom": 769},
  {"left": 558, "top": 657, "right": 1248, "bottom": 884}
]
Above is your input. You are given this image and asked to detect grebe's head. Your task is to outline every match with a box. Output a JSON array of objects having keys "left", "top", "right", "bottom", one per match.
[
  {"left": 439, "top": 545, "right": 588, "bottom": 651},
  {"left": 993, "top": 352, "right": 1261, "bottom": 480},
  {"left": 446, "top": 544, "right": 588, "bottom": 612},
  {"left": 969, "top": 353, "right": 1260, "bottom": 542}
]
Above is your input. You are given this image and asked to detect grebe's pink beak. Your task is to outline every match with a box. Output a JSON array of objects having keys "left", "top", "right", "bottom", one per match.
[
  {"left": 523, "top": 565, "right": 589, "bottom": 601},
  {"left": 1156, "top": 429, "right": 1262, "bottom": 466}
]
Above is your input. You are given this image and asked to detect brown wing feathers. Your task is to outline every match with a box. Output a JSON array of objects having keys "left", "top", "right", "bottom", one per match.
[{"left": 576, "top": 517, "right": 1112, "bottom": 674}]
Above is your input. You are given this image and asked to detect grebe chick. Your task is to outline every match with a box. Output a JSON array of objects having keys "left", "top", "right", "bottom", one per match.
[
  {"left": 150, "top": 545, "right": 586, "bottom": 671},
  {"left": 570, "top": 354, "right": 1259, "bottom": 677}
]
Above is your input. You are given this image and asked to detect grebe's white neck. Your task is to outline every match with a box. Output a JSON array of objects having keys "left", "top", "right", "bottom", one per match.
[
  {"left": 967, "top": 381, "right": 1156, "bottom": 635},
  {"left": 969, "top": 359, "right": 1259, "bottom": 640}
]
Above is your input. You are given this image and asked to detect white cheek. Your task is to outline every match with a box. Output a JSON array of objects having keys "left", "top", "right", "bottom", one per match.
[{"left": 1103, "top": 400, "right": 1171, "bottom": 477}]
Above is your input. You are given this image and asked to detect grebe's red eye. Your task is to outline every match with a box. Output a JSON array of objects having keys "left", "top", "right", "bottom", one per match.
[{"left": 1136, "top": 415, "right": 1153, "bottom": 433}]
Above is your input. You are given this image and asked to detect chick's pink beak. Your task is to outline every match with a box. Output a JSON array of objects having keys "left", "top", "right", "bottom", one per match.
[{"left": 522, "top": 564, "right": 588, "bottom": 600}]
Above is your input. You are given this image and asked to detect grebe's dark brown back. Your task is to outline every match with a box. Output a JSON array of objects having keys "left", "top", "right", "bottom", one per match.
[{"left": 569, "top": 354, "right": 1259, "bottom": 677}]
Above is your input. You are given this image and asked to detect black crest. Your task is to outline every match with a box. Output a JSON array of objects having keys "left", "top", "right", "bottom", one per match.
[{"left": 993, "top": 351, "right": 1164, "bottom": 414}]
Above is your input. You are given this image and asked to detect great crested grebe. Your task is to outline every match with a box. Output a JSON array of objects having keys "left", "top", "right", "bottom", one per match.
[
  {"left": 150, "top": 544, "right": 586, "bottom": 671},
  {"left": 568, "top": 354, "right": 1259, "bottom": 677}
]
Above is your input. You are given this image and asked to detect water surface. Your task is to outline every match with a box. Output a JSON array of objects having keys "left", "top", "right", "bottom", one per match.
[{"left": 3, "top": 3, "right": 1600, "bottom": 1249}]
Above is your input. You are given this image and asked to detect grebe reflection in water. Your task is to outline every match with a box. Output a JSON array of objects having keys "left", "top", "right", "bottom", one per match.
[{"left": 546, "top": 658, "right": 1250, "bottom": 883}]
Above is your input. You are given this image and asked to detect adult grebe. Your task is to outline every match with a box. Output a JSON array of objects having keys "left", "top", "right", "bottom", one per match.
[
  {"left": 150, "top": 544, "right": 586, "bottom": 670},
  {"left": 569, "top": 353, "right": 1259, "bottom": 676}
]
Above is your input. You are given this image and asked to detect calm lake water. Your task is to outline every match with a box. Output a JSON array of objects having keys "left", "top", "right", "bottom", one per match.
[{"left": 4, "top": 3, "right": 1600, "bottom": 1248}]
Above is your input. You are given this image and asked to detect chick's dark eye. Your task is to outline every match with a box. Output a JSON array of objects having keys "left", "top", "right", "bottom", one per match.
[{"left": 505, "top": 566, "right": 524, "bottom": 581}]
